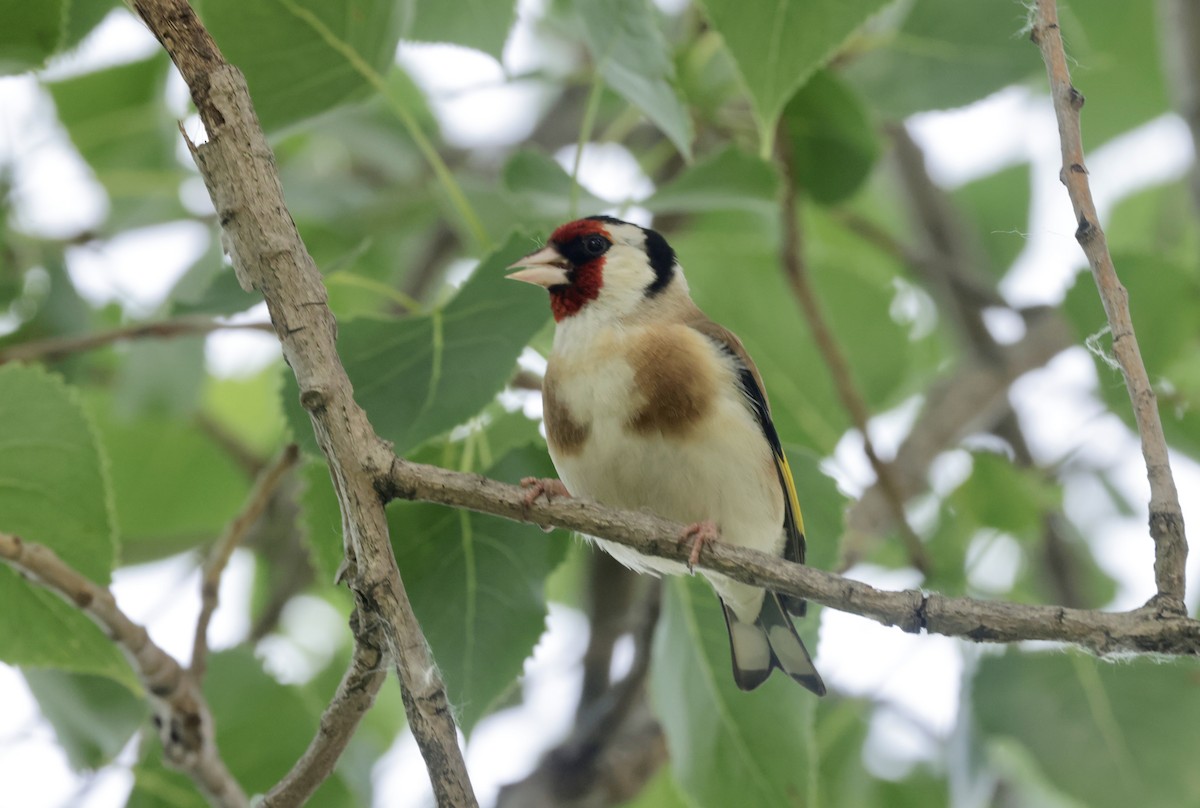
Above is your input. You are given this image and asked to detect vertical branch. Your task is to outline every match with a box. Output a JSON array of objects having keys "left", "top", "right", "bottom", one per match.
[
  {"left": 776, "top": 144, "right": 931, "bottom": 573},
  {"left": 1158, "top": 0, "right": 1200, "bottom": 211},
  {"left": 129, "top": 1, "right": 478, "bottom": 804},
  {"left": 1033, "top": 0, "right": 1189, "bottom": 610}
]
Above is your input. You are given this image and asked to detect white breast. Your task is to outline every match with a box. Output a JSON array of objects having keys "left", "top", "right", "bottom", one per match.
[{"left": 546, "top": 320, "right": 785, "bottom": 622}]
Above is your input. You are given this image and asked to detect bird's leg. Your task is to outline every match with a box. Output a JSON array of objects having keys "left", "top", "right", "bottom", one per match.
[{"left": 680, "top": 520, "right": 720, "bottom": 572}]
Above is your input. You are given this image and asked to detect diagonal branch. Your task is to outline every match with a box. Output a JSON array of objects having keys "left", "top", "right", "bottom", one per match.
[
  {"left": 777, "top": 141, "right": 931, "bottom": 574},
  {"left": 128, "top": 1, "right": 477, "bottom": 804},
  {"left": 192, "top": 444, "right": 300, "bottom": 681},
  {"left": 0, "top": 533, "right": 247, "bottom": 808},
  {"left": 1033, "top": 0, "right": 1189, "bottom": 610},
  {"left": 381, "top": 459, "right": 1200, "bottom": 656},
  {"left": 0, "top": 317, "right": 274, "bottom": 365},
  {"left": 261, "top": 608, "right": 388, "bottom": 807}
]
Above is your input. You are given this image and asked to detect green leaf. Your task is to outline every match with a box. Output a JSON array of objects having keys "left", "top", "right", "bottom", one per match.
[
  {"left": 200, "top": 0, "right": 410, "bottom": 132},
  {"left": 842, "top": 0, "right": 1035, "bottom": 117},
  {"left": 62, "top": 0, "right": 120, "bottom": 51},
  {"left": 23, "top": 668, "right": 147, "bottom": 770},
  {"left": 782, "top": 70, "right": 879, "bottom": 206},
  {"left": 696, "top": 0, "right": 889, "bottom": 150},
  {"left": 502, "top": 150, "right": 610, "bottom": 223},
  {"left": 644, "top": 147, "right": 778, "bottom": 216},
  {"left": 951, "top": 452, "right": 1059, "bottom": 539},
  {"left": 408, "top": 0, "right": 514, "bottom": 61},
  {"left": 127, "top": 648, "right": 362, "bottom": 807},
  {"left": 1062, "top": 253, "right": 1200, "bottom": 460},
  {"left": 0, "top": 0, "right": 66, "bottom": 74},
  {"left": 652, "top": 576, "right": 819, "bottom": 807},
  {"left": 1058, "top": 2, "right": 1170, "bottom": 148},
  {"left": 0, "top": 366, "right": 136, "bottom": 688},
  {"left": 111, "top": 336, "right": 206, "bottom": 418},
  {"left": 47, "top": 55, "right": 187, "bottom": 231},
  {"left": 575, "top": 0, "right": 694, "bottom": 158},
  {"left": 88, "top": 392, "right": 253, "bottom": 563},
  {"left": 951, "top": 162, "right": 1032, "bottom": 280},
  {"left": 388, "top": 444, "right": 566, "bottom": 731},
  {"left": 284, "top": 231, "right": 549, "bottom": 457},
  {"left": 974, "top": 651, "right": 1200, "bottom": 808}
]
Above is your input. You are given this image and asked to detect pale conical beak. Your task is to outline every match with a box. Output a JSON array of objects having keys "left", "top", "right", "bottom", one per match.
[{"left": 506, "top": 246, "right": 570, "bottom": 288}]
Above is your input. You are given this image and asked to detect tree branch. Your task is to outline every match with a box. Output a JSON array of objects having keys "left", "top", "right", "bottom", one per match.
[
  {"left": 192, "top": 444, "right": 299, "bottom": 681},
  {"left": 0, "top": 533, "right": 247, "bottom": 808},
  {"left": 261, "top": 608, "right": 388, "bottom": 807},
  {"left": 129, "top": 1, "right": 477, "bottom": 804},
  {"left": 777, "top": 140, "right": 931, "bottom": 574},
  {"left": 0, "top": 317, "right": 273, "bottom": 365},
  {"left": 1033, "top": 0, "right": 1189, "bottom": 610},
  {"left": 382, "top": 459, "right": 1200, "bottom": 656}
]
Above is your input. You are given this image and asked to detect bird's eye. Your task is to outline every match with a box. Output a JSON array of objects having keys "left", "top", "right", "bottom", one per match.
[{"left": 582, "top": 235, "right": 610, "bottom": 257}]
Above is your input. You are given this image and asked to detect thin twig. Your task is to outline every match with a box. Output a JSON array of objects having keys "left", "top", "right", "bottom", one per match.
[
  {"left": 1033, "top": 0, "right": 1189, "bottom": 610},
  {"left": 129, "top": 2, "right": 478, "bottom": 803},
  {"left": 192, "top": 444, "right": 300, "bottom": 681},
  {"left": 0, "top": 533, "right": 247, "bottom": 808},
  {"left": 382, "top": 458, "right": 1200, "bottom": 656},
  {"left": 0, "top": 317, "right": 274, "bottom": 365},
  {"left": 777, "top": 141, "right": 931, "bottom": 573},
  {"left": 261, "top": 608, "right": 387, "bottom": 807}
]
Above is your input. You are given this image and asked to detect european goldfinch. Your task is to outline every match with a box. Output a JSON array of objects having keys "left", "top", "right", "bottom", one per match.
[{"left": 508, "top": 215, "right": 825, "bottom": 695}]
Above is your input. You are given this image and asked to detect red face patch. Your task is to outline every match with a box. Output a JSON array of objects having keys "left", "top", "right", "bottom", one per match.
[{"left": 546, "top": 219, "right": 611, "bottom": 322}]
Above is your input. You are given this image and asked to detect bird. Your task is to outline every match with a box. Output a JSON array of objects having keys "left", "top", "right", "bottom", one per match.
[{"left": 507, "top": 214, "right": 825, "bottom": 695}]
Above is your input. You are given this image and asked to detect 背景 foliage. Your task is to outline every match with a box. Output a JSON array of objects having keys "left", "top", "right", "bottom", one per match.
[{"left": 1, "top": 0, "right": 1197, "bottom": 806}]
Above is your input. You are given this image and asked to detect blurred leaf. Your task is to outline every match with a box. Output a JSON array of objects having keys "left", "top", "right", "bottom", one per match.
[
  {"left": 0, "top": 0, "right": 66, "bottom": 74},
  {"left": 47, "top": 55, "right": 186, "bottom": 230},
  {"left": 23, "top": 668, "right": 147, "bottom": 770},
  {"left": 697, "top": 0, "right": 889, "bottom": 148},
  {"left": 502, "top": 149, "right": 610, "bottom": 222},
  {"left": 645, "top": 147, "right": 778, "bottom": 215},
  {"left": 1058, "top": 2, "right": 1169, "bottom": 148},
  {"left": 0, "top": 366, "right": 135, "bottom": 689},
  {"left": 62, "top": 0, "right": 119, "bottom": 51},
  {"left": 618, "top": 766, "right": 692, "bottom": 807},
  {"left": 1062, "top": 253, "right": 1200, "bottom": 459},
  {"left": 975, "top": 651, "right": 1200, "bottom": 808},
  {"left": 127, "top": 648, "right": 361, "bottom": 807},
  {"left": 952, "top": 451, "right": 1059, "bottom": 539},
  {"left": 408, "top": 0, "right": 514, "bottom": 60},
  {"left": 202, "top": 365, "right": 289, "bottom": 460},
  {"left": 200, "top": 0, "right": 410, "bottom": 132},
  {"left": 1105, "top": 180, "right": 1198, "bottom": 266},
  {"left": 843, "top": 0, "right": 1034, "bottom": 116},
  {"left": 284, "top": 231, "right": 549, "bottom": 457},
  {"left": 652, "top": 575, "right": 819, "bottom": 807},
  {"left": 781, "top": 446, "right": 847, "bottom": 574},
  {"left": 951, "top": 162, "right": 1032, "bottom": 279},
  {"left": 301, "top": 459, "right": 345, "bottom": 585},
  {"left": 575, "top": 0, "right": 694, "bottom": 158},
  {"left": 389, "top": 444, "right": 566, "bottom": 731},
  {"left": 171, "top": 263, "right": 259, "bottom": 318},
  {"left": 111, "top": 336, "right": 206, "bottom": 418},
  {"left": 89, "top": 392, "right": 252, "bottom": 563},
  {"left": 782, "top": 70, "right": 878, "bottom": 205}
]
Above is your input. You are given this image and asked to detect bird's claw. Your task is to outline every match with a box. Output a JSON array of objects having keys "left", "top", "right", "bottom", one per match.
[
  {"left": 520, "top": 478, "right": 571, "bottom": 531},
  {"left": 680, "top": 520, "right": 720, "bottom": 572}
]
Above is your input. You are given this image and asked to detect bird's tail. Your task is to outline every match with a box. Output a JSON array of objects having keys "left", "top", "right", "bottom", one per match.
[{"left": 722, "top": 591, "right": 825, "bottom": 695}]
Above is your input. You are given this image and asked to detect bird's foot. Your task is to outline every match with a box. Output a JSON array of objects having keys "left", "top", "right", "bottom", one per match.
[
  {"left": 680, "top": 520, "right": 720, "bottom": 572},
  {"left": 520, "top": 478, "right": 571, "bottom": 531},
  {"left": 521, "top": 477, "right": 571, "bottom": 506}
]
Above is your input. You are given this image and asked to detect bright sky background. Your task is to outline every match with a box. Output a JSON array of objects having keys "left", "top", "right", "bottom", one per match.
[{"left": 1, "top": 5, "right": 1198, "bottom": 808}]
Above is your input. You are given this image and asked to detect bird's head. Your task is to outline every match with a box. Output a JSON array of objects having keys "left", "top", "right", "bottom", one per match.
[{"left": 506, "top": 216, "right": 679, "bottom": 323}]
